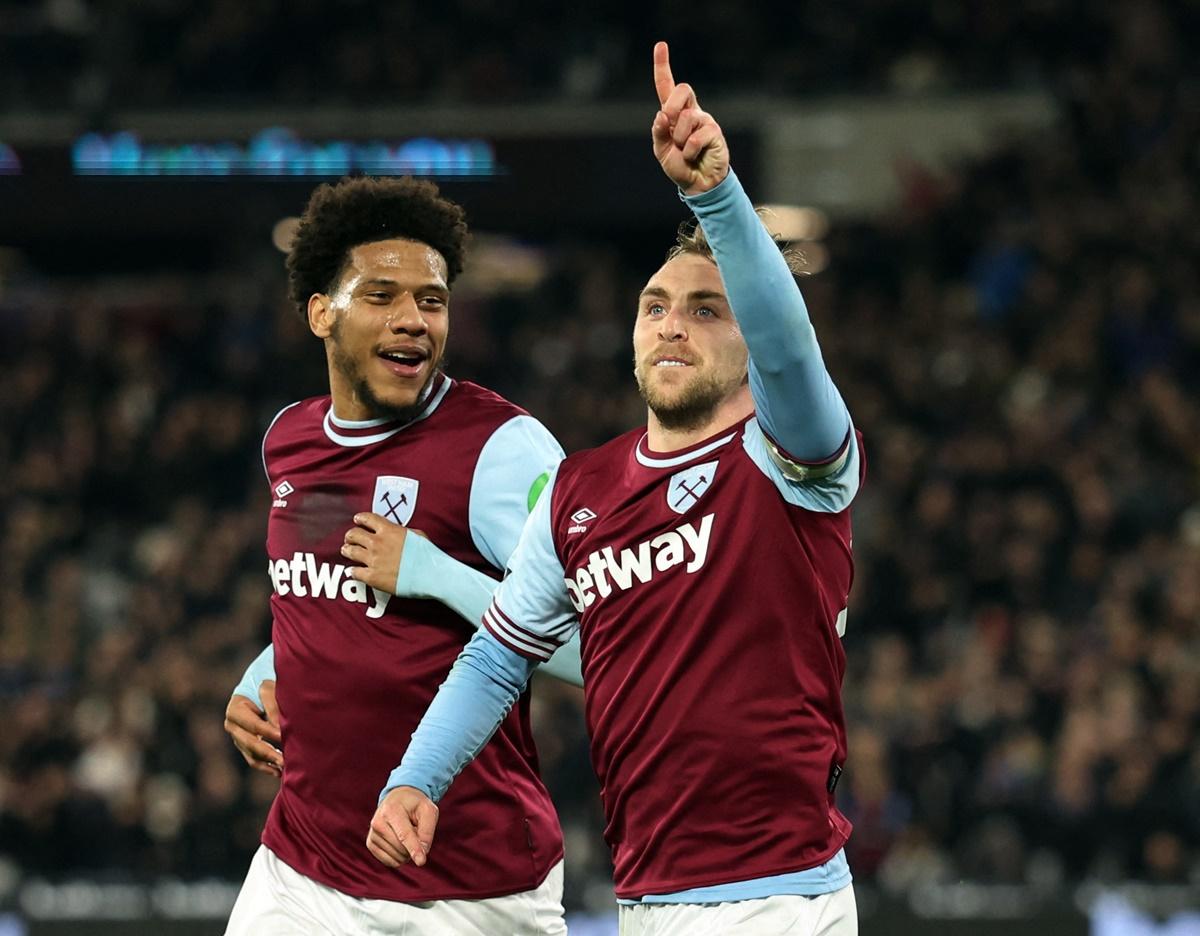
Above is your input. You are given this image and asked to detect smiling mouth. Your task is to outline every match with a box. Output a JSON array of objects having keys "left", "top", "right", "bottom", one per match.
[
  {"left": 654, "top": 359, "right": 693, "bottom": 368},
  {"left": 378, "top": 348, "right": 429, "bottom": 377}
]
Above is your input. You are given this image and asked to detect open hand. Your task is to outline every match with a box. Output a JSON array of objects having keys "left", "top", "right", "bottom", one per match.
[
  {"left": 224, "top": 680, "right": 282, "bottom": 776},
  {"left": 651, "top": 41, "right": 729, "bottom": 195}
]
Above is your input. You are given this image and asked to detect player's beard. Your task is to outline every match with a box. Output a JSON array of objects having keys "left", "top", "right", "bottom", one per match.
[
  {"left": 634, "top": 357, "right": 729, "bottom": 433},
  {"left": 330, "top": 321, "right": 443, "bottom": 423}
]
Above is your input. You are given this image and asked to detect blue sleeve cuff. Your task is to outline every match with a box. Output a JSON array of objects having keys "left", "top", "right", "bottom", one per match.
[
  {"left": 231, "top": 644, "right": 276, "bottom": 711},
  {"left": 679, "top": 168, "right": 740, "bottom": 208}
]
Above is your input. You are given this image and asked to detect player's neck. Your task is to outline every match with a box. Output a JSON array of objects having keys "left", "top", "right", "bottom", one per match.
[{"left": 644, "top": 389, "right": 753, "bottom": 453}]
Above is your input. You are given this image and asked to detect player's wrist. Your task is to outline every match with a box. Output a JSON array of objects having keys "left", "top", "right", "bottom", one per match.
[
  {"left": 380, "top": 770, "right": 437, "bottom": 805},
  {"left": 679, "top": 166, "right": 736, "bottom": 204}
]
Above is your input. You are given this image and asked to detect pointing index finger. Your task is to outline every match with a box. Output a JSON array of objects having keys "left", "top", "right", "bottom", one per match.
[{"left": 653, "top": 41, "right": 674, "bottom": 106}]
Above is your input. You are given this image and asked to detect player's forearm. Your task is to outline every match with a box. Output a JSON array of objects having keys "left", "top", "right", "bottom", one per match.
[
  {"left": 395, "top": 533, "right": 497, "bottom": 624},
  {"left": 684, "top": 170, "right": 849, "bottom": 462},
  {"left": 382, "top": 629, "right": 535, "bottom": 802},
  {"left": 396, "top": 535, "right": 583, "bottom": 686},
  {"left": 231, "top": 643, "right": 275, "bottom": 709}
]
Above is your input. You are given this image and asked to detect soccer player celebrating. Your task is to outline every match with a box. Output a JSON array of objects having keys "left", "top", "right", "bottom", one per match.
[
  {"left": 370, "top": 43, "right": 862, "bottom": 935},
  {"left": 222, "top": 176, "right": 580, "bottom": 935}
]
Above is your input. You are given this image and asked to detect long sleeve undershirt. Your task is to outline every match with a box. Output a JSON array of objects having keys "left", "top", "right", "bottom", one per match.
[{"left": 385, "top": 169, "right": 851, "bottom": 801}]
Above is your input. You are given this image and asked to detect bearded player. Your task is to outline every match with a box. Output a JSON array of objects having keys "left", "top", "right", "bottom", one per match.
[
  {"left": 369, "top": 43, "right": 862, "bottom": 936},
  {"left": 222, "top": 176, "right": 581, "bottom": 935}
]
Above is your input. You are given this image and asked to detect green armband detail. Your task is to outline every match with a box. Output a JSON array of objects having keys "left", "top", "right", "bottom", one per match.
[{"left": 527, "top": 471, "right": 550, "bottom": 512}]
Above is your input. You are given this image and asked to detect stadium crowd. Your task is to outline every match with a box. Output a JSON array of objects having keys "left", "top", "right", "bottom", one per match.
[
  {"left": 1, "top": 0, "right": 1198, "bottom": 916},
  {"left": 2, "top": 0, "right": 1197, "bottom": 109}
]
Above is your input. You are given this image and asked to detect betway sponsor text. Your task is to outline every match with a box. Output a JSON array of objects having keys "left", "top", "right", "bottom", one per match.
[{"left": 564, "top": 513, "right": 714, "bottom": 612}]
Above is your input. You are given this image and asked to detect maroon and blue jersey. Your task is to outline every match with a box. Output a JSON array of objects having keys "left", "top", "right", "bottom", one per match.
[
  {"left": 481, "top": 414, "right": 863, "bottom": 897},
  {"left": 389, "top": 169, "right": 863, "bottom": 903},
  {"left": 260, "top": 376, "right": 565, "bottom": 901}
]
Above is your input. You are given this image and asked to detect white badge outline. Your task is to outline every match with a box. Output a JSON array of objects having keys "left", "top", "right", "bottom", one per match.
[
  {"left": 666, "top": 460, "right": 718, "bottom": 514},
  {"left": 372, "top": 476, "right": 419, "bottom": 526}
]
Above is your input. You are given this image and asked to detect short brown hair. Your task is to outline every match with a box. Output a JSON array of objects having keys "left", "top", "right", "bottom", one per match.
[{"left": 666, "top": 209, "right": 806, "bottom": 276}]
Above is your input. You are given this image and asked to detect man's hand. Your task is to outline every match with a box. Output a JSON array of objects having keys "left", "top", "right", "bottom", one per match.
[
  {"left": 367, "top": 786, "right": 440, "bottom": 869},
  {"left": 651, "top": 41, "right": 729, "bottom": 195},
  {"left": 224, "top": 681, "right": 282, "bottom": 776},
  {"left": 341, "top": 513, "right": 427, "bottom": 593}
]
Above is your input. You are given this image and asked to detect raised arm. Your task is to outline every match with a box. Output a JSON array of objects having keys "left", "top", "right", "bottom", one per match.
[{"left": 653, "top": 42, "right": 850, "bottom": 468}]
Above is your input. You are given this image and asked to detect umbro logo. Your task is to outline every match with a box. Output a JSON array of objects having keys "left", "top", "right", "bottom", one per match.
[
  {"left": 273, "top": 480, "right": 294, "bottom": 508},
  {"left": 567, "top": 507, "right": 596, "bottom": 535}
]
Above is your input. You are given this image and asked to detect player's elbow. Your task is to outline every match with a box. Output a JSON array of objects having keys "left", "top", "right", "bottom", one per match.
[{"left": 750, "top": 322, "right": 820, "bottom": 375}]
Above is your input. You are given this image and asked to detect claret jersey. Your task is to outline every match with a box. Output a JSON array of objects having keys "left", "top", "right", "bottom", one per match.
[
  {"left": 484, "top": 415, "right": 864, "bottom": 899},
  {"left": 260, "top": 375, "right": 564, "bottom": 901}
]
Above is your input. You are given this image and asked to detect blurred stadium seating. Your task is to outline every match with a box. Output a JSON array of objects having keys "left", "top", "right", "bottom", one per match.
[{"left": 0, "top": 2, "right": 1197, "bottom": 933}]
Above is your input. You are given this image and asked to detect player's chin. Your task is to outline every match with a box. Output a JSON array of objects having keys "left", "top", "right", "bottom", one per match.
[
  {"left": 648, "top": 370, "right": 696, "bottom": 399},
  {"left": 363, "top": 374, "right": 421, "bottom": 411}
]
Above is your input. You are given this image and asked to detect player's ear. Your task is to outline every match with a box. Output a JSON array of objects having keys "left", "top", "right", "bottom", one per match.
[{"left": 308, "top": 293, "right": 334, "bottom": 339}]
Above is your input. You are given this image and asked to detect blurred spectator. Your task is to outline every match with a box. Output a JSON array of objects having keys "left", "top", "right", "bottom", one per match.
[
  {"left": 0, "top": 0, "right": 1196, "bottom": 110},
  {"left": 1, "top": 0, "right": 1198, "bottom": 910}
]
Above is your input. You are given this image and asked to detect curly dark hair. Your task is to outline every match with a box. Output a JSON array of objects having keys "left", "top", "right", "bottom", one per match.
[{"left": 286, "top": 176, "right": 469, "bottom": 317}]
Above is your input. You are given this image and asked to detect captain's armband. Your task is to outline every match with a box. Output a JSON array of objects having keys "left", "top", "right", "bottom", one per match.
[{"left": 765, "top": 432, "right": 851, "bottom": 483}]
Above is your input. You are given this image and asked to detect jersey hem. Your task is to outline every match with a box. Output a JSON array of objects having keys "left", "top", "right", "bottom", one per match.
[
  {"left": 261, "top": 840, "right": 565, "bottom": 903},
  {"left": 613, "top": 831, "right": 850, "bottom": 902}
]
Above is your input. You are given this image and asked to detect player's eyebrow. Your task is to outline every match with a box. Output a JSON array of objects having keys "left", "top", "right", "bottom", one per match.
[
  {"left": 639, "top": 286, "right": 726, "bottom": 303},
  {"left": 358, "top": 278, "right": 447, "bottom": 293}
]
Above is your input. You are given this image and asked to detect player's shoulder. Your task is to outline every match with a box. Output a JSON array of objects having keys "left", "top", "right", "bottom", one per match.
[
  {"left": 556, "top": 425, "right": 643, "bottom": 485},
  {"left": 260, "top": 396, "right": 327, "bottom": 478},
  {"left": 446, "top": 379, "right": 530, "bottom": 423},
  {"left": 443, "top": 379, "right": 561, "bottom": 456},
  {"left": 263, "top": 396, "right": 327, "bottom": 446}
]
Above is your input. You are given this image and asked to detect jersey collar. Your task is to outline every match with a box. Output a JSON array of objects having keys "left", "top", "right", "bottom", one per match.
[
  {"left": 634, "top": 418, "right": 745, "bottom": 469},
  {"left": 323, "top": 374, "right": 451, "bottom": 447}
]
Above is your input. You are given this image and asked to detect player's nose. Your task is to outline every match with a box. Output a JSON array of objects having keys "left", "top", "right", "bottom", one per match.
[
  {"left": 386, "top": 294, "right": 426, "bottom": 334},
  {"left": 657, "top": 305, "right": 687, "bottom": 341}
]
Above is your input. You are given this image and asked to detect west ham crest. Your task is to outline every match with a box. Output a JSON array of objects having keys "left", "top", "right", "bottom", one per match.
[
  {"left": 372, "top": 476, "right": 419, "bottom": 526},
  {"left": 666, "top": 460, "right": 718, "bottom": 514}
]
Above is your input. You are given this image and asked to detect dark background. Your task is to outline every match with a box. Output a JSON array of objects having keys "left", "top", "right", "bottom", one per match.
[{"left": 1, "top": 2, "right": 1197, "bottom": 932}]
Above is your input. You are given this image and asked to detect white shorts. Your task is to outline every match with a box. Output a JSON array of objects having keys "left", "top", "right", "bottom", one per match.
[
  {"left": 617, "top": 883, "right": 857, "bottom": 936},
  {"left": 226, "top": 844, "right": 567, "bottom": 935}
]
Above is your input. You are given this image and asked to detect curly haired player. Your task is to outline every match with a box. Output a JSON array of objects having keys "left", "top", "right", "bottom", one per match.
[{"left": 224, "top": 176, "right": 579, "bottom": 935}]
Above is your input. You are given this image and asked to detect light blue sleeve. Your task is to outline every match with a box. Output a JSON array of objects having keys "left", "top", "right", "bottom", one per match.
[
  {"left": 394, "top": 533, "right": 584, "bottom": 687},
  {"left": 683, "top": 170, "right": 851, "bottom": 466},
  {"left": 465, "top": 414, "right": 583, "bottom": 686},
  {"left": 394, "top": 534, "right": 499, "bottom": 628},
  {"left": 382, "top": 628, "right": 536, "bottom": 801},
  {"left": 742, "top": 418, "right": 861, "bottom": 514},
  {"left": 481, "top": 468, "right": 580, "bottom": 656},
  {"left": 468, "top": 414, "right": 563, "bottom": 568},
  {"left": 381, "top": 468, "right": 579, "bottom": 802},
  {"left": 231, "top": 644, "right": 276, "bottom": 710}
]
